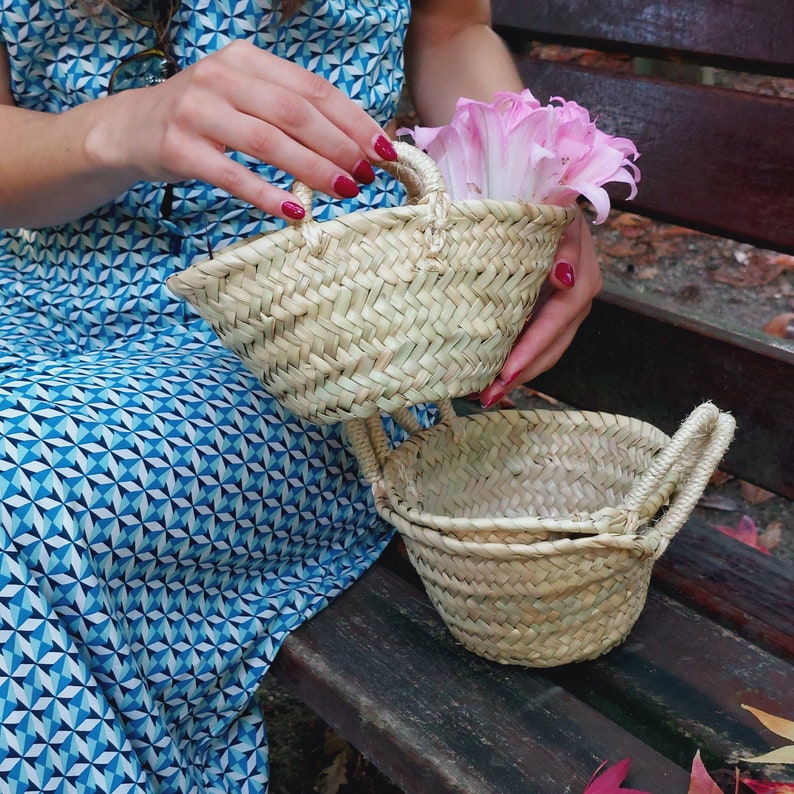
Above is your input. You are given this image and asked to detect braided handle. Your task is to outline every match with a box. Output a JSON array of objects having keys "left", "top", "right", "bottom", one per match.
[
  {"left": 622, "top": 403, "right": 736, "bottom": 558},
  {"left": 288, "top": 140, "right": 451, "bottom": 258},
  {"left": 346, "top": 400, "right": 457, "bottom": 487}
]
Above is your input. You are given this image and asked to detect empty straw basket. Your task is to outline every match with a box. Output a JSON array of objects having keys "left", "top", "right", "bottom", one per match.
[
  {"left": 167, "top": 142, "right": 573, "bottom": 425},
  {"left": 348, "top": 401, "right": 735, "bottom": 667}
]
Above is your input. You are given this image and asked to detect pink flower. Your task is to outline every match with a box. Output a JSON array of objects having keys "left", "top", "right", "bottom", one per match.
[{"left": 398, "top": 89, "right": 640, "bottom": 223}]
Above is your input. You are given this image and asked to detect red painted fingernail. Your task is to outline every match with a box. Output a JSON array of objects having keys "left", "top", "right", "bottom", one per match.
[
  {"left": 281, "top": 200, "right": 305, "bottom": 220},
  {"left": 499, "top": 372, "right": 519, "bottom": 387},
  {"left": 481, "top": 390, "right": 505, "bottom": 409},
  {"left": 554, "top": 261, "right": 575, "bottom": 287},
  {"left": 373, "top": 134, "right": 398, "bottom": 161},
  {"left": 334, "top": 174, "right": 360, "bottom": 198},
  {"left": 352, "top": 159, "right": 375, "bottom": 184}
]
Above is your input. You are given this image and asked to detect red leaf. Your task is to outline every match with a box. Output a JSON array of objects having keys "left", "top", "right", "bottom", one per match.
[
  {"left": 742, "top": 779, "right": 794, "bottom": 793},
  {"left": 714, "top": 515, "right": 771, "bottom": 555},
  {"left": 688, "top": 751, "right": 723, "bottom": 794},
  {"left": 583, "top": 758, "right": 654, "bottom": 793}
]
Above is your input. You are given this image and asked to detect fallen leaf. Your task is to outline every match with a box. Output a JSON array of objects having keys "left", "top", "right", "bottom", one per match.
[
  {"left": 714, "top": 515, "right": 771, "bottom": 554},
  {"left": 688, "top": 751, "right": 723, "bottom": 794},
  {"left": 759, "top": 523, "right": 783, "bottom": 551},
  {"left": 741, "top": 705, "right": 794, "bottom": 764},
  {"left": 711, "top": 250, "right": 786, "bottom": 287},
  {"left": 710, "top": 470, "right": 735, "bottom": 487},
  {"left": 611, "top": 212, "right": 653, "bottom": 238},
  {"left": 699, "top": 493, "right": 741, "bottom": 511},
  {"left": 519, "top": 386, "right": 561, "bottom": 406},
  {"left": 316, "top": 750, "right": 349, "bottom": 794},
  {"left": 741, "top": 780, "right": 794, "bottom": 793},
  {"left": 762, "top": 313, "right": 794, "bottom": 340},
  {"left": 583, "top": 758, "right": 653, "bottom": 793},
  {"left": 740, "top": 481, "right": 777, "bottom": 505},
  {"left": 602, "top": 241, "right": 644, "bottom": 258}
]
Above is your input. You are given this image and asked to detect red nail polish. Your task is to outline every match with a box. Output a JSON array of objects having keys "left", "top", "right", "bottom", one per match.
[
  {"left": 499, "top": 372, "right": 519, "bottom": 388},
  {"left": 334, "top": 175, "right": 360, "bottom": 198},
  {"left": 352, "top": 159, "right": 376, "bottom": 184},
  {"left": 281, "top": 200, "right": 305, "bottom": 220},
  {"left": 554, "top": 261, "right": 575, "bottom": 288},
  {"left": 373, "top": 134, "right": 398, "bottom": 161},
  {"left": 481, "top": 391, "right": 504, "bottom": 409}
]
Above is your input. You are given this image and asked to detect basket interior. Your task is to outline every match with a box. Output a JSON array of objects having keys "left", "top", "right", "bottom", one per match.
[{"left": 382, "top": 410, "right": 672, "bottom": 524}]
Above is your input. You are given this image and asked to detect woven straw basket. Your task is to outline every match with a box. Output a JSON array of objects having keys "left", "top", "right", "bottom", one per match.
[
  {"left": 348, "top": 400, "right": 735, "bottom": 667},
  {"left": 167, "top": 142, "right": 573, "bottom": 424}
]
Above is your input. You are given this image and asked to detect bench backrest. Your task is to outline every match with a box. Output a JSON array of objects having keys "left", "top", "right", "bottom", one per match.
[
  {"left": 492, "top": 0, "right": 794, "bottom": 252},
  {"left": 491, "top": 0, "right": 794, "bottom": 498}
]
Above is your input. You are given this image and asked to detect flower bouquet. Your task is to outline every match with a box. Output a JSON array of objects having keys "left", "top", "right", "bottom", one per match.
[{"left": 399, "top": 88, "right": 640, "bottom": 221}]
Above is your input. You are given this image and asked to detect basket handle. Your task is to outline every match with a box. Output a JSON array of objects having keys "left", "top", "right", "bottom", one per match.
[
  {"left": 622, "top": 403, "right": 736, "bottom": 557},
  {"left": 288, "top": 140, "right": 452, "bottom": 258},
  {"left": 346, "top": 400, "right": 457, "bottom": 487}
]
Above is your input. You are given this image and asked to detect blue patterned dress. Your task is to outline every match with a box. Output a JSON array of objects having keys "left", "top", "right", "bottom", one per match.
[{"left": 0, "top": 1, "right": 417, "bottom": 791}]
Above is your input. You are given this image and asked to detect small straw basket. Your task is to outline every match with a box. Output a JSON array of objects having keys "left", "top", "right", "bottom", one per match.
[
  {"left": 347, "top": 400, "right": 735, "bottom": 667},
  {"left": 167, "top": 142, "right": 573, "bottom": 425}
]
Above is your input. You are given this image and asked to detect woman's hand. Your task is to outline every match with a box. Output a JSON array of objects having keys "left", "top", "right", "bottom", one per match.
[
  {"left": 89, "top": 40, "right": 398, "bottom": 220},
  {"left": 477, "top": 209, "right": 602, "bottom": 407},
  {"left": 0, "top": 40, "right": 399, "bottom": 228}
]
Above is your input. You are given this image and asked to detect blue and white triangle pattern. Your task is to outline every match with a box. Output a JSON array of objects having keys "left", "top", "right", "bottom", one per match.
[
  {"left": 1, "top": 321, "right": 427, "bottom": 793},
  {"left": 0, "top": 0, "right": 418, "bottom": 792}
]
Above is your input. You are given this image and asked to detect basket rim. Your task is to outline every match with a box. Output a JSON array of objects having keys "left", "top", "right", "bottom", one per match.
[
  {"left": 167, "top": 199, "right": 575, "bottom": 293},
  {"left": 379, "top": 407, "right": 674, "bottom": 535},
  {"left": 380, "top": 498, "right": 661, "bottom": 559}
]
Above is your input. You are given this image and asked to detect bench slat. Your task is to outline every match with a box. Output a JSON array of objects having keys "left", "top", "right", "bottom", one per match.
[
  {"left": 272, "top": 565, "right": 691, "bottom": 793},
  {"left": 507, "top": 58, "right": 794, "bottom": 253},
  {"left": 529, "top": 284, "right": 794, "bottom": 499},
  {"left": 491, "top": 0, "right": 794, "bottom": 71},
  {"left": 653, "top": 513, "right": 794, "bottom": 660},
  {"left": 547, "top": 588, "right": 794, "bottom": 770}
]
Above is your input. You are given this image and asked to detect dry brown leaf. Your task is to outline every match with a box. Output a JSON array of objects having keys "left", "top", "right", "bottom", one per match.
[
  {"left": 699, "top": 493, "right": 740, "bottom": 511},
  {"left": 711, "top": 250, "right": 786, "bottom": 287},
  {"left": 611, "top": 213, "right": 651, "bottom": 238},
  {"left": 740, "top": 480, "right": 777, "bottom": 504},
  {"left": 759, "top": 522, "right": 783, "bottom": 550},
  {"left": 710, "top": 470, "right": 734, "bottom": 487},
  {"left": 763, "top": 313, "right": 794, "bottom": 339},
  {"left": 601, "top": 241, "right": 642, "bottom": 258},
  {"left": 520, "top": 387, "right": 561, "bottom": 406}
]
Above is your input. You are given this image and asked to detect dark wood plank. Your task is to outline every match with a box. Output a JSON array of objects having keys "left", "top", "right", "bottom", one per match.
[
  {"left": 530, "top": 283, "right": 794, "bottom": 499},
  {"left": 653, "top": 513, "right": 794, "bottom": 660},
  {"left": 547, "top": 587, "right": 794, "bottom": 771},
  {"left": 491, "top": 0, "right": 794, "bottom": 72},
  {"left": 272, "top": 565, "right": 691, "bottom": 793},
  {"left": 508, "top": 58, "right": 794, "bottom": 253}
]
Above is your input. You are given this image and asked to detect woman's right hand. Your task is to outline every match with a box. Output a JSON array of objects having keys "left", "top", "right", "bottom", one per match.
[{"left": 88, "top": 40, "right": 398, "bottom": 220}]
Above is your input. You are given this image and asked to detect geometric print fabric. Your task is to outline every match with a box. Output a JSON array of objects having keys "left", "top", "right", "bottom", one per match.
[
  {"left": 1, "top": 321, "right": 421, "bottom": 793},
  {"left": 0, "top": 1, "right": 416, "bottom": 791}
]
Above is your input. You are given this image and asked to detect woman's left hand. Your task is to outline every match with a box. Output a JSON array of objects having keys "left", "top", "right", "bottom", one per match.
[{"left": 477, "top": 209, "right": 602, "bottom": 407}]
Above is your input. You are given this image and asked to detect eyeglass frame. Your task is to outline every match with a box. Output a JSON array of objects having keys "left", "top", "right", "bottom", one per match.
[{"left": 106, "top": 0, "right": 183, "bottom": 219}]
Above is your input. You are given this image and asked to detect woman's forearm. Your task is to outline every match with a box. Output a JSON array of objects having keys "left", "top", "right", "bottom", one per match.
[
  {"left": 405, "top": 0, "right": 523, "bottom": 126},
  {"left": 0, "top": 101, "right": 145, "bottom": 229}
]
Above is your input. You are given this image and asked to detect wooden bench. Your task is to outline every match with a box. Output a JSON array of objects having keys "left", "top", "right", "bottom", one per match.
[{"left": 269, "top": 2, "right": 794, "bottom": 790}]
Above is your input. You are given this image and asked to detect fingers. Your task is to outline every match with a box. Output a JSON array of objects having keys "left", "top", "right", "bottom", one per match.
[
  {"left": 128, "top": 41, "right": 399, "bottom": 219},
  {"left": 240, "top": 46, "right": 392, "bottom": 162},
  {"left": 477, "top": 211, "right": 602, "bottom": 407}
]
